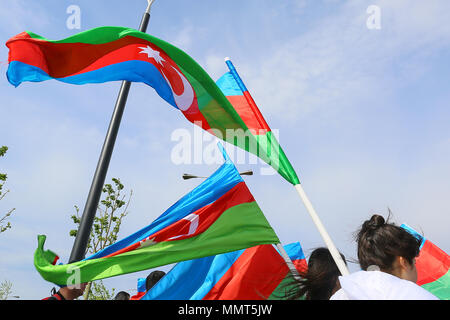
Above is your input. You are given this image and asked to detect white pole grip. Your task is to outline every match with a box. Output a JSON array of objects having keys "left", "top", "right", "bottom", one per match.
[{"left": 294, "top": 184, "right": 349, "bottom": 276}]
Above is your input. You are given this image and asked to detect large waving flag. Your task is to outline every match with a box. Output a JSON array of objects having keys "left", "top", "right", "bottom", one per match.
[
  {"left": 6, "top": 27, "right": 298, "bottom": 185},
  {"left": 138, "top": 242, "right": 306, "bottom": 300},
  {"left": 34, "top": 144, "right": 280, "bottom": 285},
  {"left": 401, "top": 224, "right": 450, "bottom": 300}
]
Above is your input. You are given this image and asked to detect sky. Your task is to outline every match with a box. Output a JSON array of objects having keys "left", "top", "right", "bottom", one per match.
[{"left": 0, "top": 0, "right": 449, "bottom": 300}]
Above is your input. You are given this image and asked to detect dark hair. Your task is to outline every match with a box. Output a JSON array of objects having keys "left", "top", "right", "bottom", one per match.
[
  {"left": 283, "top": 247, "right": 346, "bottom": 300},
  {"left": 146, "top": 270, "right": 166, "bottom": 291},
  {"left": 114, "top": 291, "right": 130, "bottom": 300},
  {"left": 356, "top": 214, "right": 421, "bottom": 272}
]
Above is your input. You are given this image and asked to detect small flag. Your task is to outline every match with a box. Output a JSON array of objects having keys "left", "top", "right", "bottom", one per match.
[
  {"left": 130, "top": 278, "right": 147, "bottom": 300},
  {"left": 34, "top": 143, "right": 280, "bottom": 285},
  {"left": 139, "top": 242, "right": 306, "bottom": 300},
  {"left": 216, "top": 59, "right": 299, "bottom": 185},
  {"left": 401, "top": 224, "right": 450, "bottom": 300}
]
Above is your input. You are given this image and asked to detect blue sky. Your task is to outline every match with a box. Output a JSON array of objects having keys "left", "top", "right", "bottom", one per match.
[{"left": 0, "top": 0, "right": 449, "bottom": 299}]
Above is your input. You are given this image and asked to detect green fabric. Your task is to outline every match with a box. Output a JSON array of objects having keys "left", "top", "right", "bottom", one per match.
[
  {"left": 268, "top": 272, "right": 305, "bottom": 300},
  {"left": 255, "top": 131, "right": 300, "bottom": 185},
  {"left": 35, "top": 202, "right": 280, "bottom": 285},
  {"left": 422, "top": 269, "right": 450, "bottom": 300}
]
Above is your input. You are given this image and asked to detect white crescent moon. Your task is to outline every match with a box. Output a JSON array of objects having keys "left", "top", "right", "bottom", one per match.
[
  {"left": 168, "top": 214, "right": 199, "bottom": 240},
  {"left": 162, "top": 66, "right": 195, "bottom": 111}
]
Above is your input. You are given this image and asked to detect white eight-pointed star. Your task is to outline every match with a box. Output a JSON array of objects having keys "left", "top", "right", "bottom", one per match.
[{"left": 138, "top": 45, "right": 165, "bottom": 65}]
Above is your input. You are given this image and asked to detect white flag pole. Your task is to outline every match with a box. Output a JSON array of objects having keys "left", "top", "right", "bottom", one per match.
[{"left": 294, "top": 184, "right": 349, "bottom": 276}]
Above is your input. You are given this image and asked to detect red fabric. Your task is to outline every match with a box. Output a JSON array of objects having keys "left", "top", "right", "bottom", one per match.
[
  {"left": 292, "top": 258, "right": 308, "bottom": 274},
  {"left": 202, "top": 244, "right": 290, "bottom": 300},
  {"left": 42, "top": 292, "right": 64, "bottom": 300},
  {"left": 225, "top": 95, "right": 269, "bottom": 133},
  {"left": 7, "top": 34, "right": 152, "bottom": 77},
  {"left": 103, "top": 182, "right": 254, "bottom": 258},
  {"left": 130, "top": 291, "right": 146, "bottom": 300},
  {"left": 416, "top": 240, "right": 450, "bottom": 286},
  {"left": 7, "top": 32, "right": 213, "bottom": 131},
  {"left": 242, "top": 91, "right": 271, "bottom": 132}
]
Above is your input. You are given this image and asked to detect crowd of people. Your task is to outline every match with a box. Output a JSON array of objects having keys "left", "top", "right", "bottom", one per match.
[{"left": 42, "top": 214, "right": 439, "bottom": 300}]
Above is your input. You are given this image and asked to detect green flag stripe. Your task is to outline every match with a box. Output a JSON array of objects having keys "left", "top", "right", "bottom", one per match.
[
  {"left": 421, "top": 269, "right": 450, "bottom": 300},
  {"left": 267, "top": 272, "right": 305, "bottom": 300},
  {"left": 35, "top": 202, "right": 279, "bottom": 285}
]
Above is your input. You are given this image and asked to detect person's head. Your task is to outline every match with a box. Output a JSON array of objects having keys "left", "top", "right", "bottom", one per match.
[
  {"left": 356, "top": 214, "right": 421, "bottom": 282},
  {"left": 146, "top": 270, "right": 166, "bottom": 291},
  {"left": 285, "top": 247, "right": 346, "bottom": 300},
  {"left": 114, "top": 291, "right": 130, "bottom": 300},
  {"left": 303, "top": 247, "right": 347, "bottom": 300}
]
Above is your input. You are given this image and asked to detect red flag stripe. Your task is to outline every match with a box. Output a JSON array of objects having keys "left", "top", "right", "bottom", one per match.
[
  {"left": 202, "top": 245, "right": 289, "bottom": 300},
  {"left": 102, "top": 182, "right": 254, "bottom": 258},
  {"left": 416, "top": 240, "right": 450, "bottom": 286}
]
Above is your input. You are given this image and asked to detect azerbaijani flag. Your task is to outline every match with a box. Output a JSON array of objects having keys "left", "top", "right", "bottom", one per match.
[
  {"left": 34, "top": 143, "right": 280, "bottom": 285},
  {"left": 137, "top": 242, "right": 306, "bottom": 300},
  {"left": 6, "top": 27, "right": 299, "bottom": 185},
  {"left": 401, "top": 224, "right": 450, "bottom": 300}
]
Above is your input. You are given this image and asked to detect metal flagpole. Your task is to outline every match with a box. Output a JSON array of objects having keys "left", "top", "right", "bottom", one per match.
[{"left": 69, "top": 0, "right": 156, "bottom": 263}]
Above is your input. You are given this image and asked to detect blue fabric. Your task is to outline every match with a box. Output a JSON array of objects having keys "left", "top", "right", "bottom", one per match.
[
  {"left": 136, "top": 277, "right": 146, "bottom": 294},
  {"left": 216, "top": 72, "right": 243, "bottom": 96},
  {"left": 225, "top": 59, "right": 248, "bottom": 93},
  {"left": 141, "top": 249, "right": 244, "bottom": 300},
  {"left": 401, "top": 224, "right": 426, "bottom": 250},
  {"left": 140, "top": 241, "right": 304, "bottom": 300},
  {"left": 280, "top": 242, "right": 305, "bottom": 261},
  {"left": 87, "top": 143, "right": 243, "bottom": 260},
  {"left": 7, "top": 60, "right": 178, "bottom": 109}
]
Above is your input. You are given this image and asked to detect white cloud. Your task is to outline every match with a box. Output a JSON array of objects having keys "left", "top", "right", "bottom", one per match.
[
  {"left": 204, "top": 54, "right": 227, "bottom": 81},
  {"left": 238, "top": 0, "right": 450, "bottom": 124}
]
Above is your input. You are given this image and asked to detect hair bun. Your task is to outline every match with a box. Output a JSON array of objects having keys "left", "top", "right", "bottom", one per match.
[{"left": 362, "top": 214, "right": 385, "bottom": 232}]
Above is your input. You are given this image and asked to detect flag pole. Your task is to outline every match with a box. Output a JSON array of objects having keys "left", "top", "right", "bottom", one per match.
[
  {"left": 68, "top": 0, "right": 156, "bottom": 263},
  {"left": 275, "top": 243, "right": 302, "bottom": 281},
  {"left": 294, "top": 184, "right": 349, "bottom": 275},
  {"left": 223, "top": 57, "right": 349, "bottom": 276}
]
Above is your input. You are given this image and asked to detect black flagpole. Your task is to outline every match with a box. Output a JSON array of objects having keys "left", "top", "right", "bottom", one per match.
[{"left": 69, "top": 0, "right": 155, "bottom": 263}]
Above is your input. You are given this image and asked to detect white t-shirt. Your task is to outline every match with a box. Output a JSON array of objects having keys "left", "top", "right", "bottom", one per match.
[{"left": 330, "top": 270, "right": 439, "bottom": 300}]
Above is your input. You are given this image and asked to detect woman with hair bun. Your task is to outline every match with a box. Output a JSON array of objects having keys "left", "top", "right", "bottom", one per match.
[{"left": 330, "top": 214, "right": 438, "bottom": 300}]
